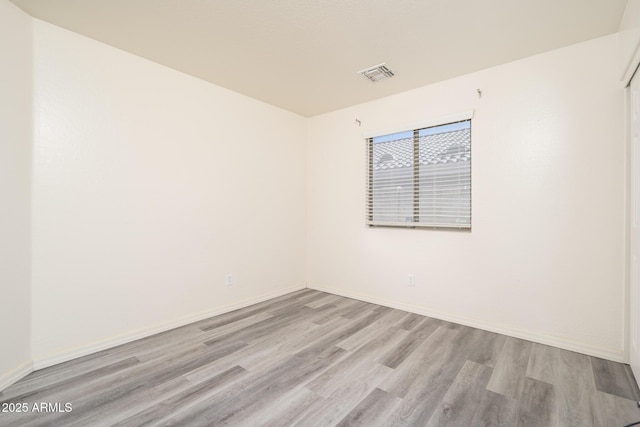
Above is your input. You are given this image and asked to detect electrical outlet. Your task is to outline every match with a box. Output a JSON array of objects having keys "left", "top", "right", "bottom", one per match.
[
  {"left": 408, "top": 274, "right": 415, "bottom": 286},
  {"left": 226, "top": 274, "right": 233, "bottom": 286}
]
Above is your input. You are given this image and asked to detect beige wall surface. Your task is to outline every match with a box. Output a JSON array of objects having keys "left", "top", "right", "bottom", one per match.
[
  {"left": 307, "top": 34, "right": 626, "bottom": 361},
  {"left": 0, "top": 0, "right": 32, "bottom": 390},
  {"left": 30, "top": 19, "right": 307, "bottom": 365}
]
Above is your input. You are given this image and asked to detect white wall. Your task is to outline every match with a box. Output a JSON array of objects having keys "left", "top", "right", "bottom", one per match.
[
  {"left": 31, "top": 20, "right": 307, "bottom": 366},
  {"left": 307, "top": 34, "right": 626, "bottom": 361},
  {"left": 0, "top": 5, "right": 627, "bottom": 378},
  {"left": 0, "top": 0, "right": 33, "bottom": 389}
]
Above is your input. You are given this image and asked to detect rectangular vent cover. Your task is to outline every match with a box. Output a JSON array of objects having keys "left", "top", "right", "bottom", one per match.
[{"left": 358, "top": 63, "right": 395, "bottom": 82}]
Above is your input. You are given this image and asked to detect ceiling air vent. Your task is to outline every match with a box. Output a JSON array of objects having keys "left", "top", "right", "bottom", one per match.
[{"left": 357, "top": 63, "right": 395, "bottom": 82}]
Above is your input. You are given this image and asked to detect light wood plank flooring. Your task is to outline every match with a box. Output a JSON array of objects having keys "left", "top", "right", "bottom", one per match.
[{"left": 1, "top": 289, "right": 639, "bottom": 426}]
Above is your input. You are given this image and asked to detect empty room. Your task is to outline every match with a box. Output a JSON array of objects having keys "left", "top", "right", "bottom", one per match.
[{"left": 2, "top": 0, "right": 640, "bottom": 426}]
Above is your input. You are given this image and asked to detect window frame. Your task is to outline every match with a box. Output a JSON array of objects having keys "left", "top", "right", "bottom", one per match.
[{"left": 364, "top": 111, "right": 473, "bottom": 230}]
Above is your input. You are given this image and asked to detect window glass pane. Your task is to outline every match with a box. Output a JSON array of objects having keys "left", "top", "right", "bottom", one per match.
[
  {"left": 418, "top": 120, "right": 471, "bottom": 226},
  {"left": 373, "top": 130, "right": 413, "bottom": 143},
  {"left": 372, "top": 133, "right": 414, "bottom": 223},
  {"left": 367, "top": 118, "right": 471, "bottom": 228}
]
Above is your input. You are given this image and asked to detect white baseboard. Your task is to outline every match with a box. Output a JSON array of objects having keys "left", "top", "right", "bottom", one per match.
[
  {"left": 309, "top": 284, "right": 624, "bottom": 363},
  {"left": 32, "top": 284, "right": 306, "bottom": 370},
  {"left": 0, "top": 359, "right": 33, "bottom": 393},
  {"left": 17, "top": 282, "right": 624, "bottom": 381}
]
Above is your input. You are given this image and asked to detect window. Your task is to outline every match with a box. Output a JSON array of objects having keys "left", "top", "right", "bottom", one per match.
[{"left": 366, "top": 116, "right": 471, "bottom": 229}]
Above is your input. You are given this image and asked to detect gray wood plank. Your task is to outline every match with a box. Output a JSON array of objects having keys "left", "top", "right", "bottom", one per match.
[
  {"left": 306, "top": 326, "right": 401, "bottom": 397},
  {"left": 293, "top": 363, "right": 392, "bottom": 426},
  {"left": 526, "top": 342, "right": 603, "bottom": 425},
  {"left": 515, "top": 377, "right": 557, "bottom": 427},
  {"left": 379, "top": 325, "right": 461, "bottom": 398},
  {"left": 304, "top": 294, "right": 343, "bottom": 309},
  {"left": 336, "top": 313, "right": 407, "bottom": 352},
  {"left": 312, "top": 298, "right": 365, "bottom": 326},
  {"left": 526, "top": 343, "right": 594, "bottom": 389},
  {"left": 591, "top": 389, "right": 640, "bottom": 426},
  {"left": 245, "top": 386, "right": 324, "bottom": 427},
  {"left": 380, "top": 328, "right": 469, "bottom": 425},
  {"left": 398, "top": 312, "right": 423, "bottom": 331},
  {"left": 111, "top": 365, "right": 246, "bottom": 426},
  {"left": 14, "top": 340, "right": 248, "bottom": 427},
  {"left": 591, "top": 356, "right": 637, "bottom": 400},
  {"left": 0, "top": 357, "right": 140, "bottom": 403},
  {"left": 161, "top": 345, "right": 347, "bottom": 426},
  {"left": 465, "top": 328, "right": 507, "bottom": 368},
  {"left": 1, "top": 289, "right": 638, "bottom": 427},
  {"left": 426, "top": 360, "right": 494, "bottom": 426},
  {"left": 486, "top": 336, "right": 532, "bottom": 399},
  {"left": 295, "top": 289, "right": 332, "bottom": 304},
  {"left": 469, "top": 389, "right": 519, "bottom": 427},
  {"left": 380, "top": 317, "right": 440, "bottom": 369},
  {"left": 335, "top": 387, "right": 402, "bottom": 427},
  {"left": 341, "top": 301, "right": 376, "bottom": 319}
]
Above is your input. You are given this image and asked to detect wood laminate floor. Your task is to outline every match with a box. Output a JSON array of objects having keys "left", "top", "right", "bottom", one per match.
[{"left": 1, "top": 289, "right": 639, "bottom": 426}]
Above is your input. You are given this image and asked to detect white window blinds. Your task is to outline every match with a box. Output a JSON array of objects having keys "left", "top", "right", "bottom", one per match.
[{"left": 366, "top": 118, "right": 471, "bottom": 229}]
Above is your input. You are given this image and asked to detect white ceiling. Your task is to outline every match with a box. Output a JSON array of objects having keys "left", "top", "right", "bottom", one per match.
[{"left": 10, "top": 0, "right": 629, "bottom": 117}]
